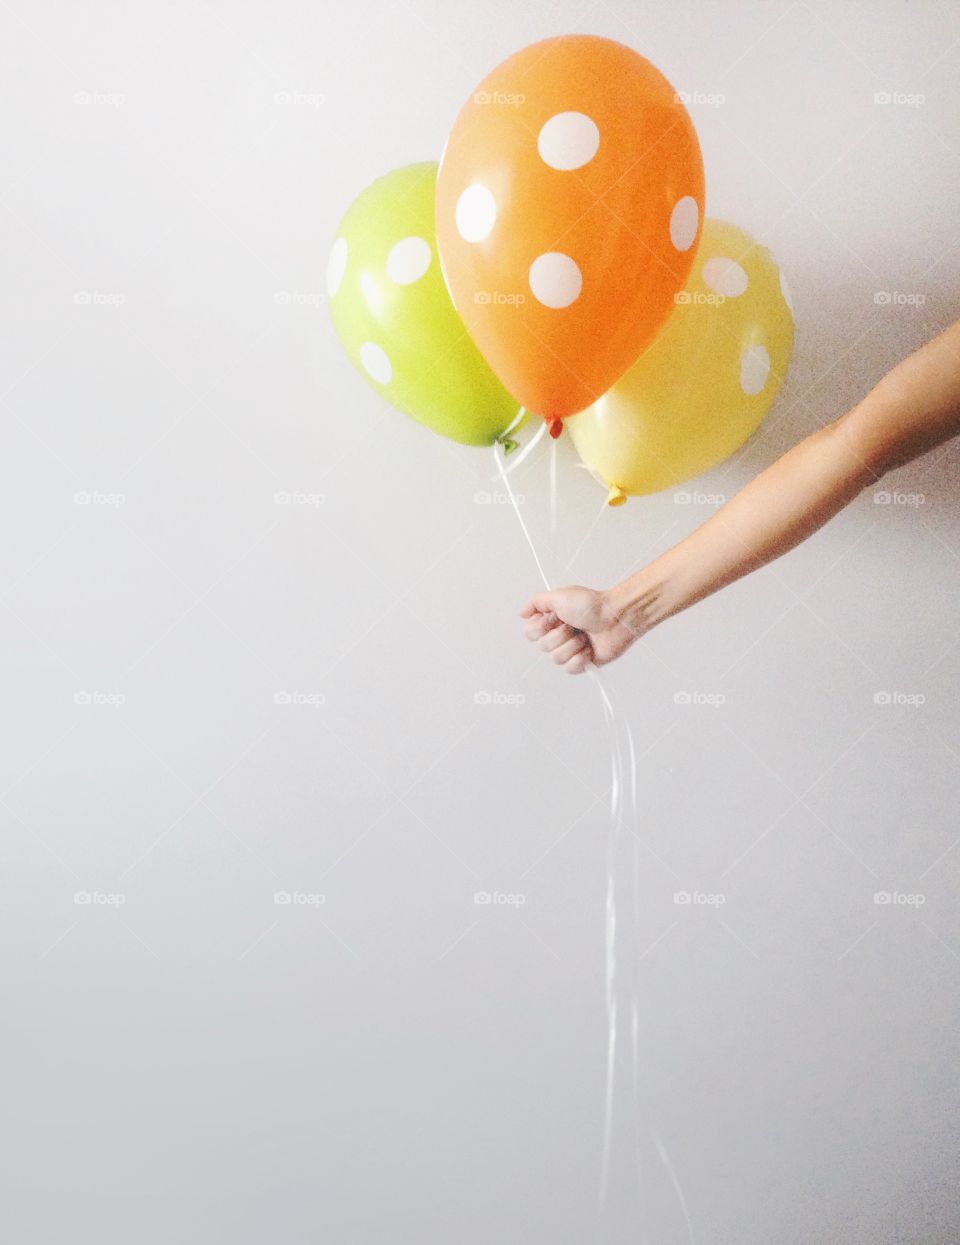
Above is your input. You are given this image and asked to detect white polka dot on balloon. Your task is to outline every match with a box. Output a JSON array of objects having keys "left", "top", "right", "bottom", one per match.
[
  {"left": 387, "top": 236, "right": 432, "bottom": 285},
  {"left": 456, "top": 183, "right": 497, "bottom": 242},
  {"left": 529, "top": 252, "right": 582, "bottom": 308},
  {"left": 327, "top": 237, "right": 348, "bottom": 297},
  {"left": 740, "top": 344, "right": 771, "bottom": 395},
  {"left": 702, "top": 257, "right": 748, "bottom": 297},
  {"left": 780, "top": 270, "right": 794, "bottom": 312},
  {"left": 670, "top": 196, "right": 699, "bottom": 251},
  {"left": 359, "top": 271, "right": 380, "bottom": 313},
  {"left": 537, "top": 111, "right": 600, "bottom": 170},
  {"left": 359, "top": 341, "right": 392, "bottom": 385}
]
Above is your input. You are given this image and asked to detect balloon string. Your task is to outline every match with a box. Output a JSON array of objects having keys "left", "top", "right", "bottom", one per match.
[
  {"left": 500, "top": 416, "right": 547, "bottom": 477},
  {"left": 653, "top": 1128, "right": 697, "bottom": 1245},
  {"left": 595, "top": 670, "right": 622, "bottom": 1210},
  {"left": 549, "top": 435, "right": 558, "bottom": 536},
  {"left": 493, "top": 439, "right": 694, "bottom": 1235},
  {"left": 493, "top": 442, "right": 552, "bottom": 591},
  {"left": 494, "top": 435, "right": 623, "bottom": 1209}
]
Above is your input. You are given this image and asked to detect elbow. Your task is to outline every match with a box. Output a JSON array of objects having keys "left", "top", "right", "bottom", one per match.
[{"left": 829, "top": 405, "right": 897, "bottom": 487}]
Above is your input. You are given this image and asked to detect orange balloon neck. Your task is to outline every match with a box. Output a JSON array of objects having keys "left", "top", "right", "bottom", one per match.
[{"left": 546, "top": 417, "right": 564, "bottom": 439}]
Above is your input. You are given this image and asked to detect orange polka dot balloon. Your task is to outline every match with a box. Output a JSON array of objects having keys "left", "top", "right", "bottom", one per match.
[{"left": 436, "top": 35, "right": 705, "bottom": 437}]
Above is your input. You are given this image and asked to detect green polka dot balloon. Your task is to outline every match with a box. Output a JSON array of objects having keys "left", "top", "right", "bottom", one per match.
[{"left": 327, "top": 162, "right": 523, "bottom": 448}]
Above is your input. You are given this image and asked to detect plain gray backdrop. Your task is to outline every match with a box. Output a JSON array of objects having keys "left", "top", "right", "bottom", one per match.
[{"left": 2, "top": 1, "right": 960, "bottom": 1241}]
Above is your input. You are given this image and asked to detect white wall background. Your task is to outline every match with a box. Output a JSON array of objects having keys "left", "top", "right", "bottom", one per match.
[{"left": 2, "top": 1, "right": 960, "bottom": 1241}]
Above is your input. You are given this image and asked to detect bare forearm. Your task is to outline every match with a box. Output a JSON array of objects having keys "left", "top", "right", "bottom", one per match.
[{"left": 608, "top": 320, "right": 960, "bottom": 636}]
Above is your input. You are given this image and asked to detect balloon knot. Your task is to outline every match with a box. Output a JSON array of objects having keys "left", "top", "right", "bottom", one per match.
[
  {"left": 499, "top": 436, "right": 519, "bottom": 455},
  {"left": 606, "top": 485, "right": 627, "bottom": 508},
  {"left": 547, "top": 417, "right": 564, "bottom": 439}
]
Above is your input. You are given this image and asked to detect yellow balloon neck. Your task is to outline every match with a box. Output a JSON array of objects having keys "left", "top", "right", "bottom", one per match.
[{"left": 606, "top": 484, "right": 627, "bottom": 507}]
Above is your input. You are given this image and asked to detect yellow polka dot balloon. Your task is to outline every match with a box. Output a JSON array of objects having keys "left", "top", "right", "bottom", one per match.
[{"left": 567, "top": 218, "right": 795, "bottom": 504}]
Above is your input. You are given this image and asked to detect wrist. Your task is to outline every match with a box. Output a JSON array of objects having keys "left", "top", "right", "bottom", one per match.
[{"left": 604, "top": 564, "right": 674, "bottom": 639}]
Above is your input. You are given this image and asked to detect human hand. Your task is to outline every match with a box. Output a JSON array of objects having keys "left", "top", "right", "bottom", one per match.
[{"left": 520, "top": 586, "right": 640, "bottom": 674}]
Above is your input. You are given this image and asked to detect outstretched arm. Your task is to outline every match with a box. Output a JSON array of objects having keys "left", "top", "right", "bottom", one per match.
[{"left": 522, "top": 318, "right": 960, "bottom": 673}]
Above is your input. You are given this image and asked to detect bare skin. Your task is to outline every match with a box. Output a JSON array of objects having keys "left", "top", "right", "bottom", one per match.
[{"left": 522, "top": 319, "right": 960, "bottom": 674}]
